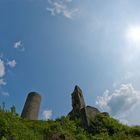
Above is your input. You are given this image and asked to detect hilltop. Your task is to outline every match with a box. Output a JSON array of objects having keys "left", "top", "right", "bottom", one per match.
[
  {"left": 0, "top": 108, "right": 140, "bottom": 140},
  {"left": 0, "top": 86, "right": 140, "bottom": 140}
]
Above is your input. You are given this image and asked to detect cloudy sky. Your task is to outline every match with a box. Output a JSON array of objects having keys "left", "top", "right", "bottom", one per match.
[{"left": 1, "top": 0, "right": 140, "bottom": 125}]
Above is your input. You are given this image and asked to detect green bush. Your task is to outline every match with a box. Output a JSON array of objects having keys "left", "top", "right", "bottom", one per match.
[{"left": 0, "top": 107, "right": 140, "bottom": 140}]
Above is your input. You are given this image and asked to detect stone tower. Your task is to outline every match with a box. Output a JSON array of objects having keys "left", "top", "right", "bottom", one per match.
[
  {"left": 70, "top": 85, "right": 86, "bottom": 117},
  {"left": 69, "top": 85, "right": 102, "bottom": 130},
  {"left": 21, "top": 92, "right": 41, "bottom": 120}
]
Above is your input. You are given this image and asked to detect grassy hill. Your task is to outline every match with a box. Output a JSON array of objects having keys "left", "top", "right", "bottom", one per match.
[{"left": 0, "top": 108, "right": 140, "bottom": 140}]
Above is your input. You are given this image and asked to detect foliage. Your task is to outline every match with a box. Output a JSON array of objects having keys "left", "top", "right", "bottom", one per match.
[
  {"left": 89, "top": 113, "right": 140, "bottom": 140},
  {"left": 0, "top": 108, "right": 140, "bottom": 140}
]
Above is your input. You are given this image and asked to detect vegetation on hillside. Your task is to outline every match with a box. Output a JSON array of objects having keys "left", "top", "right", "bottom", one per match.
[{"left": 0, "top": 107, "right": 140, "bottom": 140}]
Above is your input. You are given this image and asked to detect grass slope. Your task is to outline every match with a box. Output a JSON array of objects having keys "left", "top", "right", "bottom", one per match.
[{"left": 0, "top": 108, "right": 140, "bottom": 140}]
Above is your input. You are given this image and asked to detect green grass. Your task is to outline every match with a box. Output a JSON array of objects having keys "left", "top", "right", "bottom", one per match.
[{"left": 0, "top": 108, "right": 140, "bottom": 140}]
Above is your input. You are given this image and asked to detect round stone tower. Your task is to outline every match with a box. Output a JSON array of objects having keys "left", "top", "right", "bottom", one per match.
[{"left": 21, "top": 92, "right": 41, "bottom": 120}]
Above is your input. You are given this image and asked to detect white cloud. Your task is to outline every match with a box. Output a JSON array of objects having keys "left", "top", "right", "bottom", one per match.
[
  {"left": 14, "top": 41, "right": 22, "bottom": 49},
  {"left": 13, "top": 41, "right": 24, "bottom": 51},
  {"left": 0, "top": 59, "right": 5, "bottom": 78},
  {"left": 1, "top": 92, "right": 9, "bottom": 96},
  {"left": 0, "top": 79, "right": 6, "bottom": 86},
  {"left": 96, "top": 84, "right": 140, "bottom": 118},
  {"left": 7, "top": 60, "right": 17, "bottom": 68},
  {"left": 42, "top": 109, "right": 52, "bottom": 120},
  {"left": 47, "top": 0, "right": 78, "bottom": 19}
]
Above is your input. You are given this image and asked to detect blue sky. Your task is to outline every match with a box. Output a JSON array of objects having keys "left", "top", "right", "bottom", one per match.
[{"left": 1, "top": 0, "right": 140, "bottom": 125}]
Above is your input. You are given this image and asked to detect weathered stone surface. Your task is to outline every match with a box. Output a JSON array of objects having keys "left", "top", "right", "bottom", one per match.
[
  {"left": 80, "top": 107, "right": 89, "bottom": 130},
  {"left": 21, "top": 92, "right": 41, "bottom": 120},
  {"left": 68, "top": 85, "right": 109, "bottom": 131},
  {"left": 70, "top": 85, "right": 85, "bottom": 117},
  {"left": 80, "top": 106, "right": 100, "bottom": 129},
  {"left": 86, "top": 106, "right": 100, "bottom": 123}
]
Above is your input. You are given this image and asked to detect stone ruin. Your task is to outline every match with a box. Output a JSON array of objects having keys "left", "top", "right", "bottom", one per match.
[
  {"left": 21, "top": 86, "right": 109, "bottom": 131},
  {"left": 21, "top": 92, "right": 41, "bottom": 120},
  {"left": 68, "top": 85, "right": 109, "bottom": 130}
]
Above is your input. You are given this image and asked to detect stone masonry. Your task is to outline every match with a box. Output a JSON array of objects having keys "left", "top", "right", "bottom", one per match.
[{"left": 21, "top": 92, "right": 41, "bottom": 120}]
